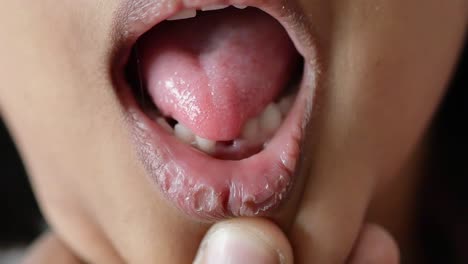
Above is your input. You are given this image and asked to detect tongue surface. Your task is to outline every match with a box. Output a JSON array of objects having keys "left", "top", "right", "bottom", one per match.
[{"left": 139, "top": 8, "right": 298, "bottom": 140}]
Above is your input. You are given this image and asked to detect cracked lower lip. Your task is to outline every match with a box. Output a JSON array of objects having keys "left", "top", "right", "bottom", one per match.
[{"left": 112, "top": 0, "right": 318, "bottom": 221}]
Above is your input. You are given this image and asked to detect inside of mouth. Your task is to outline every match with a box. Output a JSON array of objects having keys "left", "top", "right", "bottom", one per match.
[{"left": 125, "top": 6, "right": 304, "bottom": 160}]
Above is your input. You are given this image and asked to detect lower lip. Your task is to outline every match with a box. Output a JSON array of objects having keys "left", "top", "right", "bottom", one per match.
[{"left": 119, "top": 64, "right": 315, "bottom": 221}]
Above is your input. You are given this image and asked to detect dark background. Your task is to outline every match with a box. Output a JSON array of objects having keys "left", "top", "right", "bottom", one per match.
[{"left": 0, "top": 120, "right": 43, "bottom": 247}]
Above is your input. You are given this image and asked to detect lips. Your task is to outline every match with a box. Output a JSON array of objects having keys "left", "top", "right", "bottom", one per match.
[{"left": 112, "top": 0, "right": 319, "bottom": 221}]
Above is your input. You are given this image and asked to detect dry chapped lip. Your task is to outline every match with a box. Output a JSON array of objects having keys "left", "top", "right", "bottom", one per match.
[{"left": 113, "top": 0, "right": 319, "bottom": 221}]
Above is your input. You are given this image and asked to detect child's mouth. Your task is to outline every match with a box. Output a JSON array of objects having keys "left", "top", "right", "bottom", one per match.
[
  {"left": 128, "top": 7, "right": 303, "bottom": 160},
  {"left": 113, "top": 0, "right": 319, "bottom": 221}
]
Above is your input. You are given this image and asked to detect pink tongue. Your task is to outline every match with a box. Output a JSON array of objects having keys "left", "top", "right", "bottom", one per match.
[{"left": 139, "top": 8, "right": 298, "bottom": 140}]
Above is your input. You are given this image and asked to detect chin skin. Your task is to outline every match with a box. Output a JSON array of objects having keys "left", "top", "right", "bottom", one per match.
[{"left": 0, "top": 0, "right": 467, "bottom": 263}]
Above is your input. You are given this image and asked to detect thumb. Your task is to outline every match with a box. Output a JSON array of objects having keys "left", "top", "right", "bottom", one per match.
[
  {"left": 193, "top": 217, "right": 293, "bottom": 264},
  {"left": 348, "top": 224, "right": 400, "bottom": 264},
  {"left": 193, "top": 219, "right": 399, "bottom": 264}
]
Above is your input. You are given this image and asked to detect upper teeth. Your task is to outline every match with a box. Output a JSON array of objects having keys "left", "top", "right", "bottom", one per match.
[
  {"left": 166, "top": 9, "right": 197, "bottom": 20},
  {"left": 167, "top": 4, "right": 248, "bottom": 21},
  {"left": 201, "top": 4, "right": 229, "bottom": 11},
  {"left": 233, "top": 4, "right": 247, "bottom": 9}
]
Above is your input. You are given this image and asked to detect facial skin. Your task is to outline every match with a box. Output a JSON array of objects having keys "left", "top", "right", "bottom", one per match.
[{"left": 0, "top": 0, "right": 466, "bottom": 263}]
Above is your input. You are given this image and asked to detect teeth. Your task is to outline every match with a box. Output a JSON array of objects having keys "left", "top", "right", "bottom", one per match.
[
  {"left": 201, "top": 4, "right": 229, "bottom": 11},
  {"left": 174, "top": 123, "right": 216, "bottom": 154},
  {"left": 278, "top": 96, "right": 294, "bottom": 117},
  {"left": 168, "top": 5, "right": 249, "bottom": 21},
  {"left": 167, "top": 9, "right": 197, "bottom": 20},
  {"left": 259, "top": 103, "right": 282, "bottom": 137},
  {"left": 241, "top": 118, "right": 259, "bottom": 142},
  {"left": 241, "top": 102, "right": 283, "bottom": 141},
  {"left": 195, "top": 136, "right": 216, "bottom": 154},
  {"left": 174, "top": 123, "right": 195, "bottom": 144},
  {"left": 156, "top": 118, "right": 173, "bottom": 133},
  {"left": 233, "top": 4, "right": 247, "bottom": 9}
]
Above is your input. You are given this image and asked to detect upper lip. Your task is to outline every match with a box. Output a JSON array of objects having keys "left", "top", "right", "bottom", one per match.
[
  {"left": 111, "top": 0, "right": 319, "bottom": 221},
  {"left": 113, "top": 0, "right": 317, "bottom": 69}
]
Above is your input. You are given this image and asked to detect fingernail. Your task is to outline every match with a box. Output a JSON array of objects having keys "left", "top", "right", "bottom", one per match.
[{"left": 194, "top": 225, "right": 280, "bottom": 264}]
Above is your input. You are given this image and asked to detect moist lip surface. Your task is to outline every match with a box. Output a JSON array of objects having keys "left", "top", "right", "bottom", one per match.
[{"left": 113, "top": 0, "right": 318, "bottom": 221}]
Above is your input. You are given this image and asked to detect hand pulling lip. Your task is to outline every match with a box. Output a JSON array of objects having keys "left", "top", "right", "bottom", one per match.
[{"left": 110, "top": 0, "right": 321, "bottom": 221}]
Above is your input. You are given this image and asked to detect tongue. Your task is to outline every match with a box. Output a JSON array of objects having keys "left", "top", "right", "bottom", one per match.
[{"left": 139, "top": 7, "right": 299, "bottom": 141}]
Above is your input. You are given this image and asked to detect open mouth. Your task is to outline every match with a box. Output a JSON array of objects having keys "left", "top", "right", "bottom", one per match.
[{"left": 113, "top": 0, "right": 318, "bottom": 221}]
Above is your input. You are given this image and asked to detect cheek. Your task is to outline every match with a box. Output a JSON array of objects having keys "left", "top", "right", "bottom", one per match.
[
  {"left": 1, "top": 1, "right": 209, "bottom": 262},
  {"left": 292, "top": 0, "right": 465, "bottom": 260},
  {"left": 300, "top": 0, "right": 466, "bottom": 183},
  {"left": 0, "top": 0, "right": 126, "bottom": 260}
]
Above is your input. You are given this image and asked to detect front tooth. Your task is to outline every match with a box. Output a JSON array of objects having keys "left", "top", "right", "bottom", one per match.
[
  {"left": 259, "top": 103, "right": 282, "bottom": 136},
  {"left": 174, "top": 123, "right": 195, "bottom": 144},
  {"left": 201, "top": 4, "right": 229, "bottom": 11},
  {"left": 278, "top": 96, "right": 294, "bottom": 116},
  {"left": 233, "top": 4, "right": 247, "bottom": 9},
  {"left": 242, "top": 118, "right": 259, "bottom": 142},
  {"left": 156, "top": 118, "right": 173, "bottom": 133},
  {"left": 167, "top": 9, "right": 196, "bottom": 20},
  {"left": 195, "top": 136, "right": 216, "bottom": 154}
]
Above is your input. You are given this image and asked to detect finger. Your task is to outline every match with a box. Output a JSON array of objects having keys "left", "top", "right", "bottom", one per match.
[
  {"left": 22, "top": 232, "right": 82, "bottom": 264},
  {"left": 193, "top": 217, "right": 293, "bottom": 264},
  {"left": 348, "top": 224, "right": 400, "bottom": 264}
]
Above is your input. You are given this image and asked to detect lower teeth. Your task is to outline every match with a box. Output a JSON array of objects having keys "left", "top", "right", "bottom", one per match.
[{"left": 153, "top": 94, "right": 295, "bottom": 158}]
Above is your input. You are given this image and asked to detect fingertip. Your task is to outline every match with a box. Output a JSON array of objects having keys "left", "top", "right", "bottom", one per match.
[
  {"left": 349, "top": 224, "right": 400, "bottom": 264},
  {"left": 194, "top": 217, "right": 293, "bottom": 264}
]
